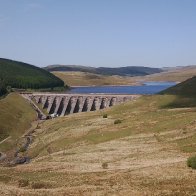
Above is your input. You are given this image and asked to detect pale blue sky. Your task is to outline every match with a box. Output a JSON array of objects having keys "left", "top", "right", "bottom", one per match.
[{"left": 0, "top": 0, "right": 196, "bottom": 67}]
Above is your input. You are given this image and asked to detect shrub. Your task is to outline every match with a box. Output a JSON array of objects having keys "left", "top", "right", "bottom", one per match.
[
  {"left": 47, "top": 147, "right": 53, "bottom": 154},
  {"left": 114, "top": 119, "right": 122, "bottom": 124},
  {"left": 19, "top": 146, "right": 27, "bottom": 153},
  {"left": 103, "top": 114, "right": 108, "bottom": 118},
  {"left": 18, "top": 179, "right": 29, "bottom": 187},
  {"left": 154, "top": 133, "right": 161, "bottom": 142},
  {"left": 6, "top": 86, "right": 12, "bottom": 93},
  {"left": 102, "top": 162, "right": 108, "bottom": 169},
  {"left": 187, "top": 155, "right": 196, "bottom": 169},
  {"left": 0, "top": 83, "right": 7, "bottom": 97},
  {"left": 31, "top": 181, "right": 50, "bottom": 189}
]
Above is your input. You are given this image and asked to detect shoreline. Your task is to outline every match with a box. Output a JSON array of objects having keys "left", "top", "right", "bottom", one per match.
[
  {"left": 71, "top": 81, "right": 177, "bottom": 88},
  {"left": 71, "top": 84, "right": 139, "bottom": 88}
]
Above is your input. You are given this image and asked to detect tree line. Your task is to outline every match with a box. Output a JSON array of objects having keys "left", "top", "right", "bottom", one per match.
[
  {"left": 0, "top": 80, "right": 7, "bottom": 96},
  {"left": 0, "top": 58, "right": 65, "bottom": 96}
]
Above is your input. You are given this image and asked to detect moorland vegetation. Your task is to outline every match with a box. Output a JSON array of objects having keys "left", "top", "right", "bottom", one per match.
[{"left": 0, "top": 67, "right": 195, "bottom": 195}]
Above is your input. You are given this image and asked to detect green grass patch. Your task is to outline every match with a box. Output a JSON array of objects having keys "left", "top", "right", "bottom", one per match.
[
  {"left": 177, "top": 134, "right": 196, "bottom": 153},
  {"left": 0, "top": 93, "right": 36, "bottom": 151},
  {"left": 160, "top": 96, "right": 196, "bottom": 108},
  {"left": 187, "top": 155, "right": 196, "bottom": 169},
  {"left": 0, "top": 175, "right": 12, "bottom": 183},
  {"left": 26, "top": 95, "right": 196, "bottom": 157},
  {"left": 114, "top": 119, "right": 122, "bottom": 124},
  {"left": 161, "top": 76, "right": 196, "bottom": 97},
  {"left": 85, "top": 128, "right": 132, "bottom": 144}
]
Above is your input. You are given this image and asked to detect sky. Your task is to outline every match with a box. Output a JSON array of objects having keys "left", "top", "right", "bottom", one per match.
[{"left": 0, "top": 0, "right": 196, "bottom": 68}]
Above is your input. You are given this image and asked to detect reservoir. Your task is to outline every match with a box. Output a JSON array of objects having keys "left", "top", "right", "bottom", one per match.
[{"left": 68, "top": 81, "right": 176, "bottom": 95}]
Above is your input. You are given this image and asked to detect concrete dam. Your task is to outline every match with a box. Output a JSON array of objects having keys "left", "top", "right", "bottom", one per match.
[{"left": 22, "top": 93, "right": 139, "bottom": 117}]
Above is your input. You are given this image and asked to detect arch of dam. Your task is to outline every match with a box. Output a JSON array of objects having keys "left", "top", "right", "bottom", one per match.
[{"left": 22, "top": 93, "right": 140, "bottom": 117}]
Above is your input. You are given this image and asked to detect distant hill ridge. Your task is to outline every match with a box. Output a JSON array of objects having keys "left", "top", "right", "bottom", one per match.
[
  {"left": 44, "top": 65, "right": 163, "bottom": 76},
  {"left": 0, "top": 58, "right": 64, "bottom": 91}
]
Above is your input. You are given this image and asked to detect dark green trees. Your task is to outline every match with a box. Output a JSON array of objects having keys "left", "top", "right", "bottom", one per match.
[
  {"left": 0, "top": 80, "right": 7, "bottom": 96},
  {"left": 0, "top": 58, "right": 65, "bottom": 91}
]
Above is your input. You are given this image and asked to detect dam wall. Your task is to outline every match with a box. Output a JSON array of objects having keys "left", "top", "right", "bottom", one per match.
[{"left": 22, "top": 93, "right": 139, "bottom": 117}]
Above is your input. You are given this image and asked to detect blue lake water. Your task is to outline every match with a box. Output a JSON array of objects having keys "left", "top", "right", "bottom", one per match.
[{"left": 68, "top": 82, "right": 176, "bottom": 95}]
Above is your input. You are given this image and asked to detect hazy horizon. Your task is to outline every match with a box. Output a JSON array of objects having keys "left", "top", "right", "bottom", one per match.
[
  {"left": 1, "top": 0, "right": 196, "bottom": 68},
  {"left": 2, "top": 57, "right": 196, "bottom": 69},
  {"left": 45, "top": 63, "right": 196, "bottom": 69}
]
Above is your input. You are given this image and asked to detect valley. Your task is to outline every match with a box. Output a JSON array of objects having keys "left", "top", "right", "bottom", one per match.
[
  {"left": 0, "top": 60, "right": 195, "bottom": 195},
  {"left": 52, "top": 66, "right": 196, "bottom": 87},
  {"left": 1, "top": 1, "right": 196, "bottom": 195},
  {"left": 0, "top": 93, "right": 195, "bottom": 195}
]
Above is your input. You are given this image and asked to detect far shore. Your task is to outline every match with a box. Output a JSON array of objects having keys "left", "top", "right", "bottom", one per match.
[{"left": 71, "top": 80, "right": 177, "bottom": 88}]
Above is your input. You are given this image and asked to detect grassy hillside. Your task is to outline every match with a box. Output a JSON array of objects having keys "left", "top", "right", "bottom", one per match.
[
  {"left": 0, "top": 58, "right": 64, "bottom": 90},
  {"left": 53, "top": 71, "right": 139, "bottom": 86},
  {"left": 159, "top": 76, "right": 196, "bottom": 108},
  {"left": 45, "top": 64, "right": 162, "bottom": 76},
  {"left": 0, "top": 93, "right": 37, "bottom": 151},
  {"left": 52, "top": 66, "right": 196, "bottom": 87},
  {"left": 140, "top": 66, "right": 196, "bottom": 82},
  {"left": 161, "top": 76, "right": 196, "bottom": 96},
  {"left": 28, "top": 95, "right": 196, "bottom": 158},
  {"left": 0, "top": 94, "right": 195, "bottom": 195}
]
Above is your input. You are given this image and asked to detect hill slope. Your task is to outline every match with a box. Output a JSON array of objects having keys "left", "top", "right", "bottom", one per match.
[
  {"left": 0, "top": 93, "right": 37, "bottom": 151},
  {"left": 52, "top": 66, "right": 196, "bottom": 86},
  {"left": 160, "top": 76, "right": 196, "bottom": 108},
  {"left": 0, "top": 95, "right": 195, "bottom": 195},
  {"left": 52, "top": 71, "right": 140, "bottom": 86},
  {"left": 45, "top": 64, "right": 163, "bottom": 76},
  {"left": 140, "top": 65, "right": 196, "bottom": 82},
  {"left": 0, "top": 58, "right": 64, "bottom": 90},
  {"left": 161, "top": 76, "right": 196, "bottom": 96}
]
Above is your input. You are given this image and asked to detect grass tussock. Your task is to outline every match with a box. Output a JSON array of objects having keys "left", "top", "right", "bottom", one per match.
[
  {"left": 102, "top": 162, "right": 108, "bottom": 169},
  {"left": 103, "top": 114, "right": 108, "bottom": 118},
  {"left": 18, "top": 179, "right": 29, "bottom": 187},
  {"left": 187, "top": 155, "right": 196, "bottom": 169},
  {"left": 31, "top": 181, "right": 53, "bottom": 189},
  {"left": 114, "top": 119, "right": 122, "bottom": 124}
]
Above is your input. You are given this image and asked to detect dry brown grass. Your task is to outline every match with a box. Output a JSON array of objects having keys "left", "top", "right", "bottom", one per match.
[
  {"left": 0, "top": 93, "right": 37, "bottom": 152},
  {"left": 52, "top": 66, "right": 196, "bottom": 87},
  {"left": 137, "top": 66, "right": 196, "bottom": 82},
  {"left": 52, "top": 71, "right": 139, "bottom": 86},
  {"left": 0, "top": 95, "right": 196, "bottom": 195}
]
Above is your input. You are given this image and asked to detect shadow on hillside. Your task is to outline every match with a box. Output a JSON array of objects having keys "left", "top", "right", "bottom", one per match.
[{"left": 160, "top": 95, "right": 196, "bottom": 109}]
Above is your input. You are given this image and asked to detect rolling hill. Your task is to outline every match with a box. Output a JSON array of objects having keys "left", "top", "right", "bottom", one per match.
[
  {"left": 139, "top": 65, "right": 196, "bottom": 82},
  {"left": 160, "top": 76, "right": 196, "bottom": 108},
  {"left": 161, "top": 76, "right": 196, "bottom": 96},
  {"left": 0, "top": 94, "right": 196, "bottom": 195},
  {"left": 0, "top": 58, "right": 64, "bottom": 91},
  {"left": 52, "top": 65, "right": 196, "bottom": 86},
  {"left": 52, "top": 71, "right": 140, "bottom": 86},
  {"left": 0, "top": 93, "right": 36, "bottom": 150},
  {"left": 44, "top": 64, "right": 163, "bottom": 76},
  {"left": 51, "top": 65, "right": 196, "bottom": 86}
]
